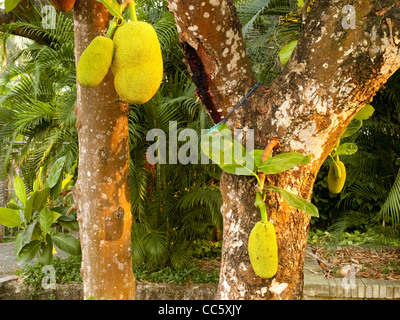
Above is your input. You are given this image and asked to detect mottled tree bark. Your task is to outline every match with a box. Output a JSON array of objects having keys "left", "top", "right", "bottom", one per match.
[
  {"left": 73, "top": 0, "right": 136, "bottom": 300},
  {"left": 168, "top": 0, "right": 400, "bottom": 299}
]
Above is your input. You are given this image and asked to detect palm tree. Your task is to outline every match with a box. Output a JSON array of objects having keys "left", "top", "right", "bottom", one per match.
[{"left": 0, "top": 3, "right": 77, "bottom": 188}]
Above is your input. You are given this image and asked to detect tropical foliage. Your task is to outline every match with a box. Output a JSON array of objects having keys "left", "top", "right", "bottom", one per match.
[
  {"left": 0, "top": 2, "right": 77, "bottom": 187},
  {"left": 312, "top": 69, "right": 400, "bottom": 249}
]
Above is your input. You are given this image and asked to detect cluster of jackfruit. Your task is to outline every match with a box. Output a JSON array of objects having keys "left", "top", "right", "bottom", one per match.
[
  {"left": 248, "top": 220, "right": 278, "bottom": 279},
  {"left": 76, "top": 21, "right": 163, "bottom": 105},
  {"left": 328, "top": 159, "right": 346, "bottom": 194},
  {"left": 50, "top": 0, "right": 75, "bottom": 12}
]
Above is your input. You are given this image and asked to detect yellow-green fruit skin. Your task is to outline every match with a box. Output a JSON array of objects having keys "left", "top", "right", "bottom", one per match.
[
  {"left": 112, "top": 21, "right": 163, "bottom": 104},
  {"left": 328, "top": 161, "right": 346, "bottom": 194},
  {"left": 77, "top": 36, "right": 114, "bottom": 87},
  {"left": 248, "top": 221, "right": 278, "bottom": 279}
]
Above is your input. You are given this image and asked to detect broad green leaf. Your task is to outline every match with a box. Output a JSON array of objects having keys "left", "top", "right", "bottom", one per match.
[
  {"left": 354, "top": 104, "right": 375, "bottom": 120},
  {"left": 297, "top": 0, "right": 304, "bottom": 8},
  {"left": 58, "top": 220, "right": 79, "bottom": 231},
  {"left": 279, "top": 40, "right": 298, "bottom": 66},
  {"left": 5, "top": 0, "right": 21, "bottom": 13},
  {"left": 22, "top": 220, "right": 38, "bottom": 244},
  {"left": 249, "top": 149, "right": 265, "bottom": 169},
  {"left": 24, "top": 191, "right": 37, "bottom": 222},
  {"left": 266, "top": 186, "right": 319, "bottom": 217},
  {"left": 53, "top": 206, "right": 76, "bottom": 221},
  {"left": 14, "top": 232, "right": 25, "bottom": 256},
  {"left": 201, "top": 125, "right": 256, "bottom": 176},
  {"left": 14, "top": 176, "right": 27, "bottom": 205},
  {"left": 52, "top": 211, "right": 62, "bottom": 223},
  {"left": 341, "top": 119, "right": 363, "bottom": 138},
  {"left": 96, "top": 0, "right": 123, "bottom": 18},
  {"left": 52, "top": 232, "right": 81, "bottom": 255},
  {"left": 17, "top": 240, "right": 42, "bottom": 265},
  {"left": 258, "top": 152, "right": 312, "bottom": 175},
  {"left": 38, "top": 235, "right": 53, "bottom": 265},
  {"left": 47, "top": 156, "right": 66, "bottom": 188},
  {"left": 335, "top": 143, "right": 358, "bottom": 156},
  {"left": 40, "top": 207, "right": 53, "bottom": 235},
  {"left": 50, "top": 174, "right": 63, "bottom": 200},
  {"left": 33, "top": 187, "right": 51, "bottom": 212},
  {"left": 0, "top": 208, "right": 22, "bottom": 227}
]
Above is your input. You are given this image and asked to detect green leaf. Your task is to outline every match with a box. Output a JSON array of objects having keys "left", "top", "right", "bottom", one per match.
[
  {"left": 40, "top": 207, "right": 53, "bottom": 235},
  {"left": 96, "top": 0, "right": 123, "bottom": 18},
  {"left": 265, "top": 186, "right": 319, "bottom": 217},
  {"left": 0, "top": 208, "right": 22, "bottom": 227},
  {"left": 354, "top": 104, "right": 375, "bottom": 120},
  {"left": 24, "top": 191, "right": 37, "bottom": 222},
  {"left": 335, "top": 143, "right": 358, "bottom": 156},
  {"left": 53, "top": 206, "right": 76, "bottom": 221},
  {"left": 297, "top": 0, "right": 304, "bottom": 8},
  {"left": 58, "top": 220, "right": 79, "bottom": 231},
  {"left": 249, "top": 149, "right": 265, "bottom": 169},
  {"left": 47, "top": 156, "right": 66, "bottom": 188},
  {"left": 52, "top": 232, "right": 81, "bottom": 255},
  {"left": 50, "top": 174, "right": 63, "bottom": 200},
  {"left": 5, "top": 0, "right": 21, "bottom": 13},
  {"left": 33, "top": 187, "right": 51, "bottom": 212},
  {"left": 200, "top": 124, "right": 256, "bottom": 176},
  {"left": 17, "top": 240, "right": 42, "bottom": 265},
  {"left": 14, "top": 232, "right": 25, "bottom": 256},
  {"left": 258, "top": 152, "right": 312, "bottom": 175},
  {"left": 22, "top": 220, "right": 38, "bottom": 244},
  {"left": 341, "top": 119, "right": 363, "bottom": 138},
  {"left": 279, "top": 40, "right": 298, "bottom": 66},
  {"left": 38, "top": 235, "right": 53, "bottom": 265},
  {"left": 14, "top": 176, "right": 27, "bottom": 205}
]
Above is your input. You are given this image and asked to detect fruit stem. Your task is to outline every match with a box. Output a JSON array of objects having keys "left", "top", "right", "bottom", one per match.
[
  {"left": 129, "top": 1, "right": 137, "bottom": 22},
  {"left": 258, "top": 137, "right": 280, "bottom": 192},
  {"left": 255, "top": 191, "right": 268, "bottom": 222},
  {"left": 106, "top": 17, "right": 118, "bottom": 38}
]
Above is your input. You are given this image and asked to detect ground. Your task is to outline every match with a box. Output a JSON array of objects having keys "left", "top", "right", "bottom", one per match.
[{"left": 309, "top": 245, "right": 400, "bottom": 281}]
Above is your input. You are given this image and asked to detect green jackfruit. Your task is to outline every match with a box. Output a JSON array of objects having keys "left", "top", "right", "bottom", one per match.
[
  {"left": 328, "top": 160, "right": 346, "bottom": 194},
  {"left": 112, "top": 21, "right": 163, "bottom": 104},
  {"left": 248, "top": 221, "right": 278, "bottom": 279},
  {"left": 77, "top": 36, "right": 115, "bottom": 88}
]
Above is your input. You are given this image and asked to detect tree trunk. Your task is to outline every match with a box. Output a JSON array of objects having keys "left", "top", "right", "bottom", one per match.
[
  {"left": 168, "top": 0, "right": 400, "bottom": 299},
  {"left": 73, "top": 0, "right": 136, "bottom": 300}
]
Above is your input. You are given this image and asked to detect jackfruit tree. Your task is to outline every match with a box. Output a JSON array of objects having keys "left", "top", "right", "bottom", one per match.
[
  {"left": 166, "top": 0, "right": 400, "bottom": 300},
  {"left": 1, "top": 0, "right": 399, "bottom": 300}
]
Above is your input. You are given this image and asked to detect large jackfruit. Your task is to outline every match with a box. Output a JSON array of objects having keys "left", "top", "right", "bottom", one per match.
[
  {"left": 112, "top": 21, "right": 163, "bottom": 104},
  {"left": 328, "top": 160, "right": 346, "bottom": 194},
  {"left": 77, "top": 36, "right": 115, "bottom": 88},
  {"left": 248, "top": 221, "right": 278, "bottom": 279}
]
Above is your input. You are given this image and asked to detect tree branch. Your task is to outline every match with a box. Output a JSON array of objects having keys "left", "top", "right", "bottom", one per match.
[{"left": 167, "top": 0, "right": 257, "bottom": 123}]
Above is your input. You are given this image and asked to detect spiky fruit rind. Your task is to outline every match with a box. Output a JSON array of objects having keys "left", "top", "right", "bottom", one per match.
[
  {"left": 112, "top": 21, "right": 163, "bottom": 104},
  {"left": 50, "top": 0, "right": 75, "bottom": 12},
  {"left": 248, "top": 221, "right": 278, "bottom": 279},
  {"left": 77, "top": 36, "right": 114, "bottom": 88},
  {"left": 328, "top": 160, "right": 346, "bottom": 193}
]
